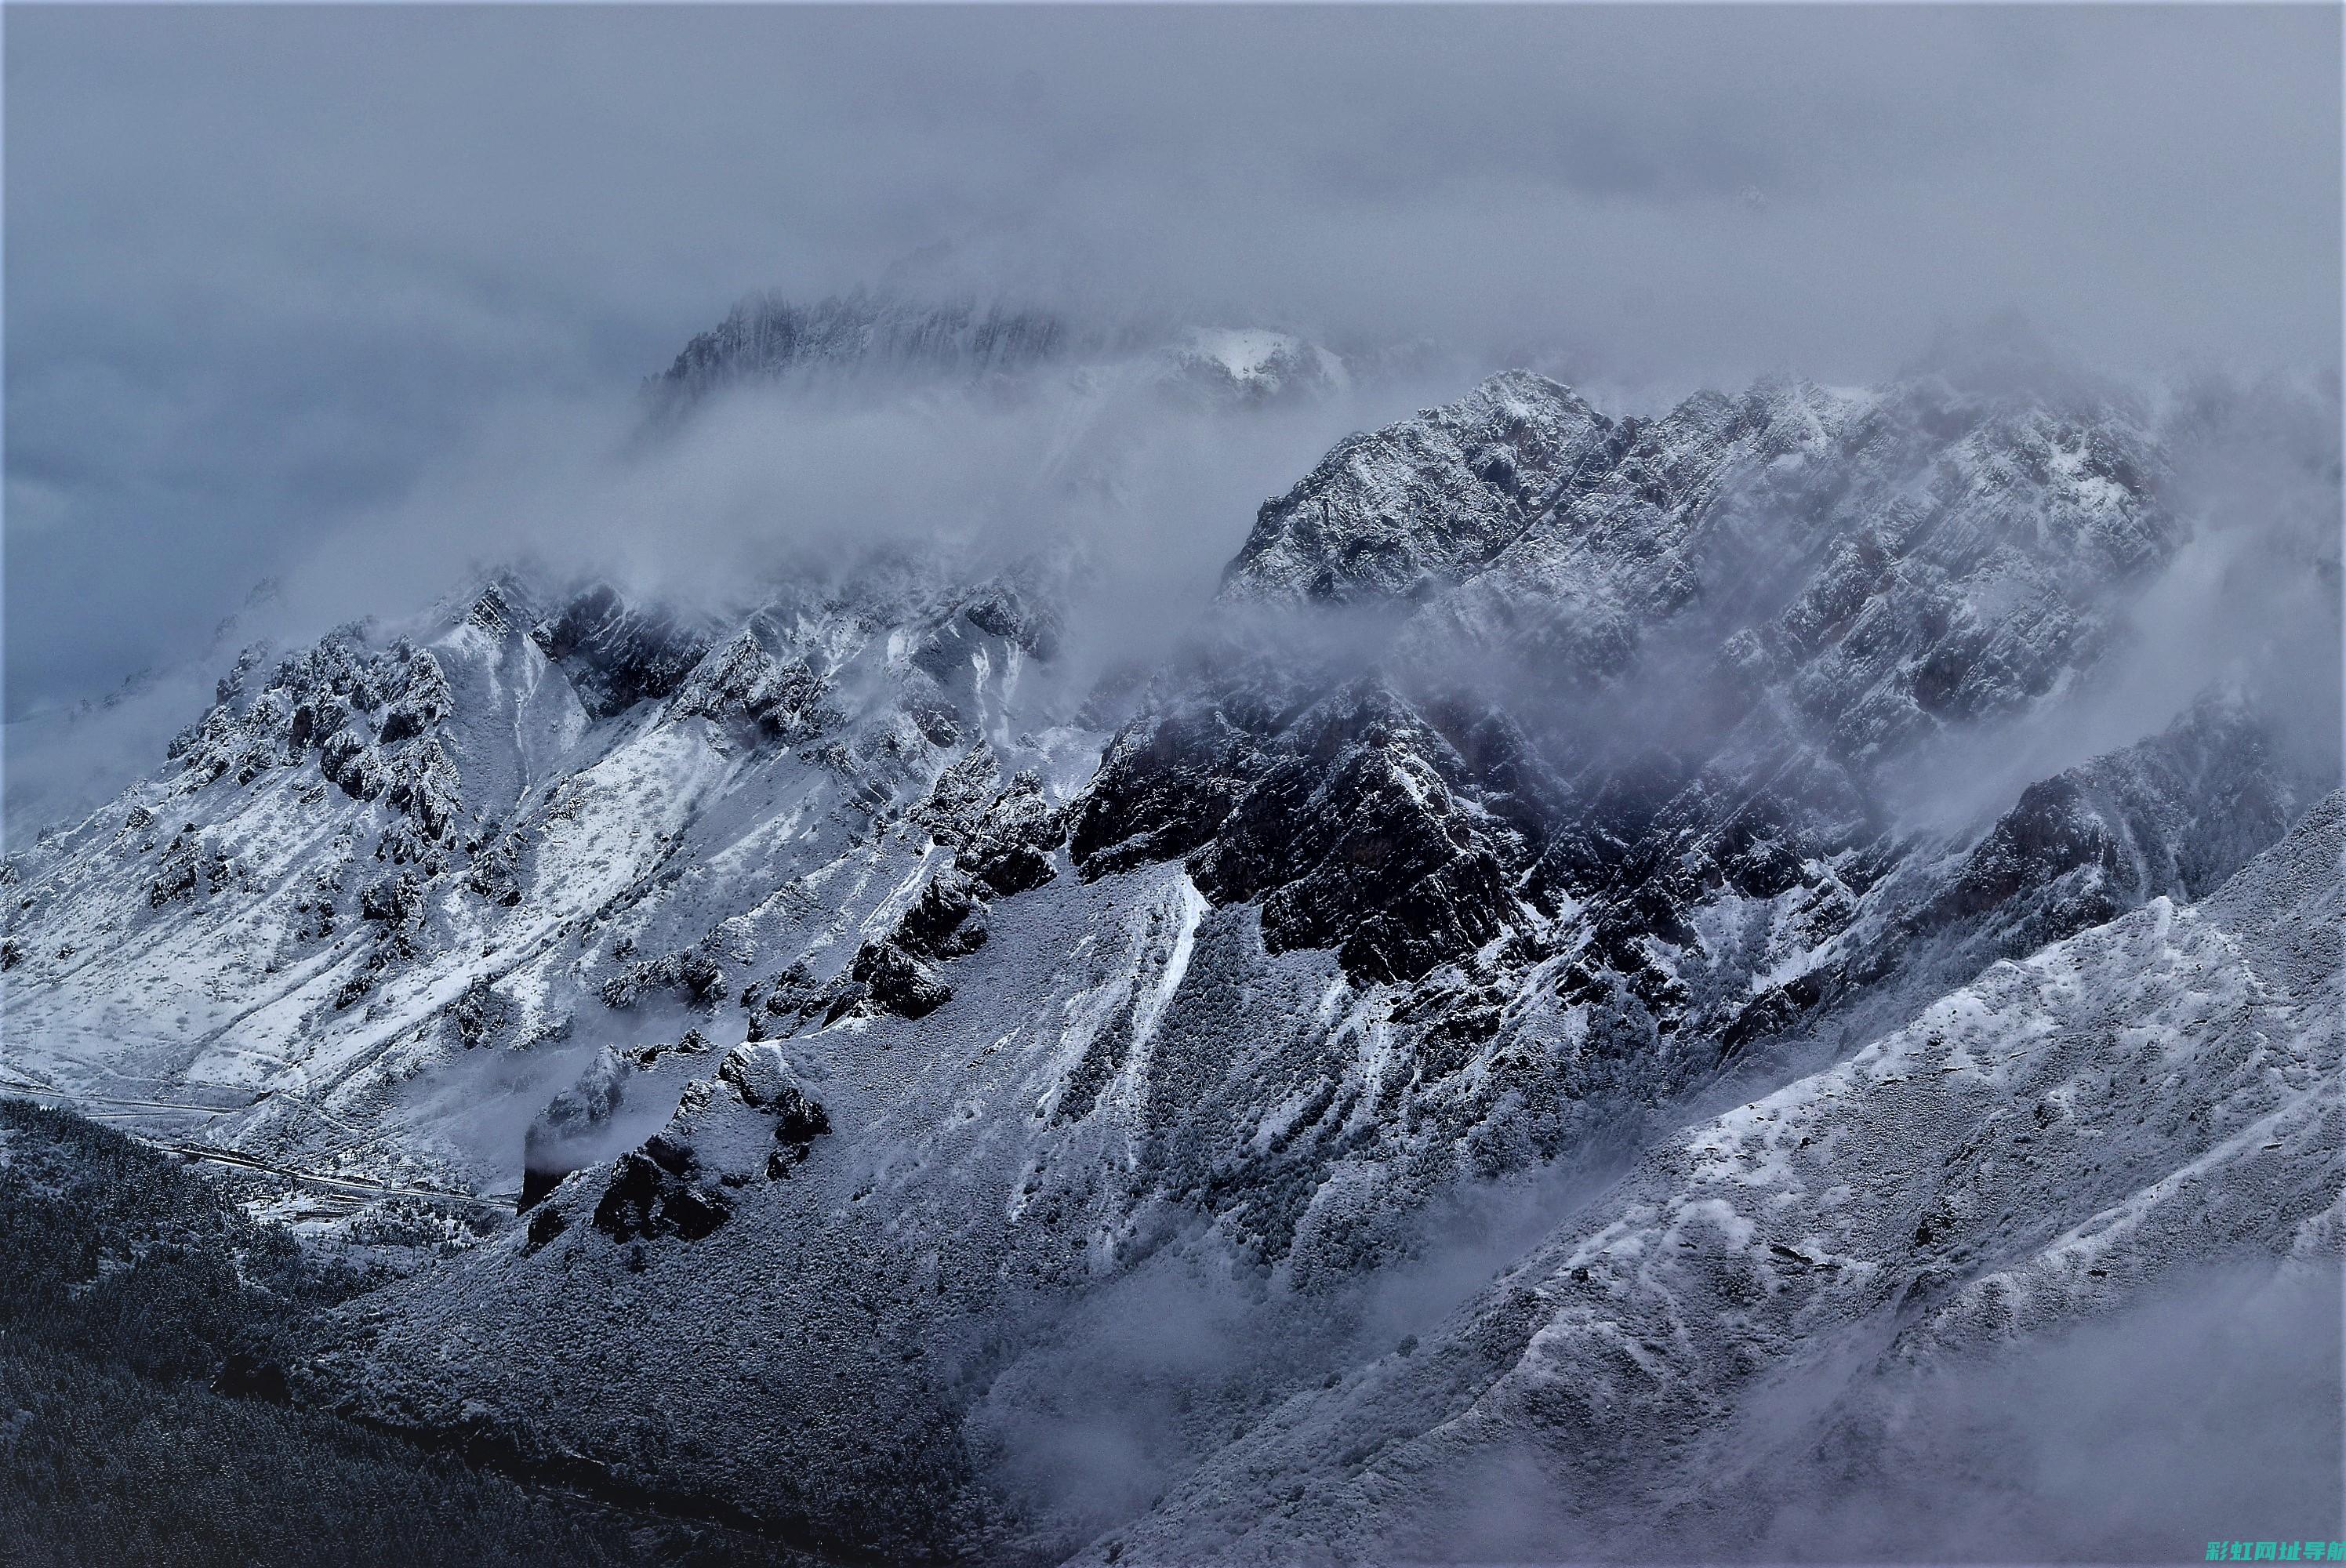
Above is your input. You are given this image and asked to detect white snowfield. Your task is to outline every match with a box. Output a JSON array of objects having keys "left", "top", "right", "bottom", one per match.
[{"left": 2, "top": 567, "right": 1098, "bottom": 1178}]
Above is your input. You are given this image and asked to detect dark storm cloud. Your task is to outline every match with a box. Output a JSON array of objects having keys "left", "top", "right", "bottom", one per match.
[{"left": 5, "top": 2, "right": 2337, "bottom": 717}]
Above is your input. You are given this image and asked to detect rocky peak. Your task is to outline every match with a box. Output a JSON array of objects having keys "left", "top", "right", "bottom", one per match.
[
  {"left": 1164, "top": 327, "right": 1347, "bottom": 408},
  {"left": 1929, "top": 687, "right": 2317, "bottom": 954},
  {"left": 650, "top": 289, "right": 1069, "bottom": 410},
  {"left": 665, "top": 618, "right": 826, "bottom": 739},
  {"left": 1219, "top": 370, "right": 1614, "bottom": 606},
  {"left": 528, "top": 583, "right": 716, "bottom": 719}
]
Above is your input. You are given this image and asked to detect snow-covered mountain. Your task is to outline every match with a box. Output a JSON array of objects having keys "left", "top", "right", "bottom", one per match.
[
  {"left": 1080, "top": 792, "right": 2344, "bottom": 1566},
  {"left": 4, "top": 308, "right": 2337, "bottom": 1563}
]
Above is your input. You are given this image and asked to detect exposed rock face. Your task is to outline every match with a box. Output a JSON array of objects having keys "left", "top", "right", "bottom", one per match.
[
  {"left": 1936, "top": 690, "right": 2305, "bottom": 940},
  {"left": 1410, "top": 374, "right": 2177, "bottom": 753},
  {"left": 640, "top": 289, "right": 1369, "bottom": 438},
  {"left": 569, "top": 1043, "right": 837, "bottom": 1244},
  {"left": 529, "top": 583, "right": 714, "bottom": 719},
  {"left": 152, "top": 624, "right": 473, "bottom": 884},
  {"left": 599, "top": 945, "right": 727, "bottom": 1011},
  {"left": 811, "top": 757, "right": 1076, "bottom": 1025},
  {"left": 521, "top": 1047, "right": 631, "bottom": 1211},
  {"left": 892, "top": 873, "right": 990, "bottom": 961},
  {"left": 717, "top": 1043, "right": 833, "bottom": 1175},
  {"left": 652, "top": 289, "right": 1068, "bottom": 408},
  {"left": 1072, "top": 677, "right": 1552, "bottom": 985},
  {"left": 590, "top": 1134, "right": 732, "bottom": 1243},
  {"left": 666, "top": 619, "right": 830, "bottom": 738},
  {"left": 1067, "top": 696, "right": 1275, "bottom": 880},
  {"left": 146, "top": 829, "right": 233, "bottom": 908},
  {"left": 1222, "top": 371, "right": 1614, "bottom": 604},
  {"left": 954, "top": 580, "right": 1062, "bottom": 663},
  {"left": 5, "top": 332, "right": 2336, "bottom": 1565},
  {"left": 1080, "top": 797, "right": 2345, "bottom": 1567},
  {"left": 844, "top": 938, "right": 953, "bottom": 1021},
  {"left": 1065, "top": 364, "right": 2266, "bottom": 1096},
  {"left": 957, "top": 769, "right": 1066, "bottom": 898}
]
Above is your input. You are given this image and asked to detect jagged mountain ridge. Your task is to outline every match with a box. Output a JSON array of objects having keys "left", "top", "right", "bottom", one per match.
[
  {"left": 1075, "top": 793, "right": 2344, "bottom": 1565},
  {"left": 652, "top": 290, "right": 1072, "bottom": 407},
  {"left": 2, "top": 334, "right": 2336, "bottom": 1562},
  {"left": 647, "top": 288, "right": 1353, "bottom": 419}
]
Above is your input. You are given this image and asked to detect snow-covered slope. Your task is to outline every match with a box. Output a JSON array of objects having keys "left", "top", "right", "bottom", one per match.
[
  {"left": 1077, "top": 793, "right": 2343, "bottom": 1565},
  {"left": 1, "top": 555, "right": 1094, "bottom": 1192},
  {"left": 3, "top": 321, "right": 2335, "bottom": 1562}
]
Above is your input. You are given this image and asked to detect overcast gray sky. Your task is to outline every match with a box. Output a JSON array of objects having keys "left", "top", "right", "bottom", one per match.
[{"left": 6, "top": 3, "right": 2338, "bottom": 714}]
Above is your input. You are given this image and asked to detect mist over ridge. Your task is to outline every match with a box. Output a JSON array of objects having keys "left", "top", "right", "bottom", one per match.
[
  {"left": 8, "top": 2, "right": 2337, "bottom": 716},
  {"left": 4, "top": 7, "right": 2339, "bottom": 1564}
]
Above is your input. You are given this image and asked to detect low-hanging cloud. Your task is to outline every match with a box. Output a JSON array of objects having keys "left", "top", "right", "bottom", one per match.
[
  {"left": 249, "top": 351, "right": 1469, "bottom": 702},
  {"left": 1393, "top": 1258, "right": 2343, "bottom": 1565},
  {"left": 6, "top": 4, "right": 2337, "bottom": 723}
]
